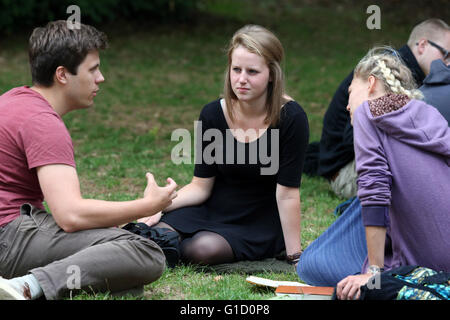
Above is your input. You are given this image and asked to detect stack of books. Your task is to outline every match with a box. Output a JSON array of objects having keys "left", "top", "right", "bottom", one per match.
[
  {"left": 246, "top": 276, "right": 334, "bottom": 300},
  {"left": 275, "top": 285, "right": 334, "bottom": 300}
]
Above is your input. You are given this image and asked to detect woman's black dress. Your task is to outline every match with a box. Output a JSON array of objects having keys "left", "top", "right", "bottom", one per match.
[{"left": 161, "top": 99, "right": 309, "bottom": 260}]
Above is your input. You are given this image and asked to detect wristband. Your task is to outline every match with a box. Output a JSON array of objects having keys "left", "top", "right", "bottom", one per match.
[{"left": 286, "top": 251, "right": 302, "bottom": 265}]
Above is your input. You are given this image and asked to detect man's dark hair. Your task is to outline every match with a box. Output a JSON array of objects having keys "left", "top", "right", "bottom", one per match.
[{"left": 28, "top": 20, "right": 108, "bottom": 87}]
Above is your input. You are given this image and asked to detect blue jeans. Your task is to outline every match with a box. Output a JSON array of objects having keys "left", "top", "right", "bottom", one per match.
[{"left": 297, "top": 197, "right": 367, "bottom": 286}]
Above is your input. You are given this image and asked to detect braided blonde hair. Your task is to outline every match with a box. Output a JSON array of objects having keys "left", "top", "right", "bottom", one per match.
[{"left": 354, "top": 46, "right": 424, "bottom": 100}]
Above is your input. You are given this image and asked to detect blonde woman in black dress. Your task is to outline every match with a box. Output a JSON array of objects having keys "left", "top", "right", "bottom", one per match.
[{"left": 140, "top": 25, "right": 309, "bottom": 266}]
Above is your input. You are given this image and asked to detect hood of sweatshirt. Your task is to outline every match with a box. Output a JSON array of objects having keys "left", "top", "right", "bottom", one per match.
[
  {"left": 362, "top": 94, "right": 450, "bottom": 166},
  {"left": 422, "top": 59, "right": 450, "bottom": 85}
]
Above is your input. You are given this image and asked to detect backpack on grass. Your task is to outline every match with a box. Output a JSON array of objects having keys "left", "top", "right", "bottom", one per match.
[
  {"left": 360, "top": 265, "right": 450, "bottom": 300},
  {"left": 122, "top": 222, "right": 180, "bottom": 268}
]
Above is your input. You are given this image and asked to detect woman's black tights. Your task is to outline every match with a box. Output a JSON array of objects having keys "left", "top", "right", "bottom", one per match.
[{"left": 154, "top": 222, "right": 235, "bottom": 265}]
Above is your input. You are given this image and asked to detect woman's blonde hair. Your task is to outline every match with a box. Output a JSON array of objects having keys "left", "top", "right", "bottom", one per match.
[
  {"left": 354, "top": 46, "right": 424, "bottom": 100},
  {"left": 223, "top": 25, "right": 289, "bottom": 126}
]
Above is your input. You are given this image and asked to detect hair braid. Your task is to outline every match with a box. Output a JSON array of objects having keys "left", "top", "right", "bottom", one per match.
[
  {"left": 376, "top": 60, "right": 414, "bottom": 97},
  {"left": 354, "top": 46, "right": 424, "bottom": 100}
]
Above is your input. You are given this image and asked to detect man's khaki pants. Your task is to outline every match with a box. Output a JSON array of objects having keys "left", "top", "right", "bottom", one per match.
[
  {"left": 0, "top": 204, "right": 165, "bottom": 299},
  {"left": 330, "top": 159, "right": 358, "bottom": 199}
]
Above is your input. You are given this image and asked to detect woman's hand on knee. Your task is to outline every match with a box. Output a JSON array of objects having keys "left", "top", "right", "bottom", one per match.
[{"left": 138, "top": 211, "right": 162, "bottom": 226}]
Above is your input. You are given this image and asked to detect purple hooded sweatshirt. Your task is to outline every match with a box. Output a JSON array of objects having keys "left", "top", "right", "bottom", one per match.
[{"left": 353, "top": 94, "right": 450, "bottom": 272}]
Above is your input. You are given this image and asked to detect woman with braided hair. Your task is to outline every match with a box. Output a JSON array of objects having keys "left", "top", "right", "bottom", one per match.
[
  {"left": 347, "top": 47, "right": 424, "bottom": 126},
  {"left": 296, "top": 47, "right": 450, "bottom": 299},
  {"left": 334, "top": 47, "right": 450, "bottom": 299}
]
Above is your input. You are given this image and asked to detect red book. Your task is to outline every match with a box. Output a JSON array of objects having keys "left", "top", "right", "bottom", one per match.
[{"left": 275, "top": 285, "right": 334, "bottom": 300}]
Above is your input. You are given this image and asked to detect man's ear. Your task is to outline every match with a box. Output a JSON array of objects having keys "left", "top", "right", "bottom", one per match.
[
  {"left": 54, "top": 66, "right": 69, "bottom": 85},
  {"left": 415, "top": 38, "right": 427, "bottom": 55}
]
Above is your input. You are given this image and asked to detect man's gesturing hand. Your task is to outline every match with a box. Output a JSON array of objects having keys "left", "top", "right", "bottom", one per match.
[{"left": 143, "top": 172, "right": 178, "bottom": 213}]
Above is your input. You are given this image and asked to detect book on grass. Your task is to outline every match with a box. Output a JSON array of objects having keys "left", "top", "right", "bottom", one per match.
[
  {"left": 275, "top": 285, "right": 334, "bottom": 300},
  {"left": 245, "top": 276, "right": 311, "bottom": 288}
]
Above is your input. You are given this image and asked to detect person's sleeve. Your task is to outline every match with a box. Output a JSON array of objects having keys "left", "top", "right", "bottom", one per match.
[
  {"left": 318, "top": 70, "right": 354, "bottom": 177},
  {"left": 193, "top": 106, "right": 218, "bottom": 178},
  {"left": 353, "top": 103, "right": 391, "bottom": 227},
  {"left": 18, "top": 112, "right": 76, "bottom": 169},
  {"left": 276, "top": 103, "right": 309, "bottom": 188}
]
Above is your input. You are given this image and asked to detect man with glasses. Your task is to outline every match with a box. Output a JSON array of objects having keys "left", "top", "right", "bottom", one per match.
[
  {"left": 419, "top": 40, "right": 450, "bottom": 123},
  {"left": 411, "top": 20, "right": 450, "bottom": 75},
  {"left": 414, "top": 20, "right": 450, "bottom": 124},
  {"left": 303, "top": 18, "right": 450, "bottom": 199}
]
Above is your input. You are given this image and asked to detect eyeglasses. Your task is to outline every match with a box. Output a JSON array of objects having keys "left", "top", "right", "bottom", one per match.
[{"left": 427, "top": 40, "right": 450, "bottom": 61}]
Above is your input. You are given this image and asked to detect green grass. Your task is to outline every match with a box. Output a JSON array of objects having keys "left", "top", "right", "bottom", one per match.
[{"left": 0, "top": 0, "right": 419, "bottom": 300}]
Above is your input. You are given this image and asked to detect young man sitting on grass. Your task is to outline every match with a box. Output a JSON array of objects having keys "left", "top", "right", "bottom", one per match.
[{"left": 0, "top": 20, "right": 177, "bottom": 300}]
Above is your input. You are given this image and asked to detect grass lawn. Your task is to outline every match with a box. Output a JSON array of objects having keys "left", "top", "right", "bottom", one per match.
[{"left": 0, "top": 0, "right": 432, "bottom": 300}]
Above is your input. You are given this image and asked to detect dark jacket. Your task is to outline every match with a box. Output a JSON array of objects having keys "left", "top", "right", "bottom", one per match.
[
  {"left": 420, "top": 59, "right": 450, "bottom": 124},
  {"left": 303, "top": 45, "right": 426, "bottom": 179}
]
